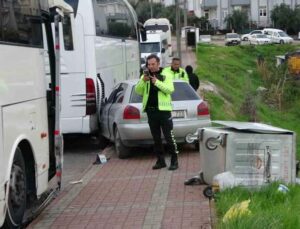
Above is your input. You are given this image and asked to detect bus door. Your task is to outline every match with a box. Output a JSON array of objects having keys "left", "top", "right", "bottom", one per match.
[{"left": 59, "top": 13, "right": 86, "bottom": 133}]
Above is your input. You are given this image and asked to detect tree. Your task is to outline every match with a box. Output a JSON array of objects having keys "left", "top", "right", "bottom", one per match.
[
  {"left": 188, "top": 16, "right": 212, "bottom": 31},
  {"left": 271, "top": 3, "right": 294, "bottom": 32},
  {"left": 130, "top": 1, "right": 183, "bottom": 27},
  {"left": 224, "top": 10, "right": 248, "bottom": 33},
  {"left": 292, "top": 6, "right": 300, "bottom": 34},
  {"left": 133, "top": 1, "right": 165, "bottom": 23}
]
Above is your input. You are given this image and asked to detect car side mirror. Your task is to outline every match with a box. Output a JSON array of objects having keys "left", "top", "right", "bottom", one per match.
[{"left": 161, "top": 48, "right": 165, "bottom": 53}]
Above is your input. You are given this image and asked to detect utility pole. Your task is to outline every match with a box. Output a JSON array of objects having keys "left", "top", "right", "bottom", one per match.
[
  {"left": 183, "top": 0, "right": 187, "bottom": 27},
  {"left": 175, "top": 0, "right": 181, "bottom": 59},
  {"left": 150, "top": 0, "right": 153, "bottom": 18}
]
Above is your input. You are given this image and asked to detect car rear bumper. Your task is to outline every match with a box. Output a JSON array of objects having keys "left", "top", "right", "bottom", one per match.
[{"left": 118, "top": 119, "right": 211, "bottom": 146}]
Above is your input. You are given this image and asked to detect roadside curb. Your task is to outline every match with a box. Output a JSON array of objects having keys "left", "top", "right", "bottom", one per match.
[{"left": 209, "top": 199, "right": 217, "bottom": 229}]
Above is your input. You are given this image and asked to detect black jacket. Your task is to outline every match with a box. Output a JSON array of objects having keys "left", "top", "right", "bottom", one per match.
[{"left": 187, "top": 72, "right": 199, "bottom": 91}]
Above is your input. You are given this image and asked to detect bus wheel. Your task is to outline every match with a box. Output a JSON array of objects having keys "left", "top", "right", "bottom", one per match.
[
  {"left": 114, "top": 127, "right": 130, "bottom": 159},
  {"left": 4, "top": 148, "right": 27, "bottom": 228}
]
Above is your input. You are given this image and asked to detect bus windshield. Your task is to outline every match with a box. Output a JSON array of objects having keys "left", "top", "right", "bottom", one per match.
[{"left": 145, "top": 25, "right": 169, "bottom": 32}]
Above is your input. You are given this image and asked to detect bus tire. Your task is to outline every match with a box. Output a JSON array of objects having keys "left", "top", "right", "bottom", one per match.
[
  {"left": 4, "top": 148, "right": 27, "bottom": 228},
  {"left": 114, "top": 127, "right": 130, "bottom": 159}
]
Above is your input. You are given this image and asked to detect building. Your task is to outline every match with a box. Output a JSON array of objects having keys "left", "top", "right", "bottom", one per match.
[{"left": 159, "top": 0, "right": 300, "bottom": 29}]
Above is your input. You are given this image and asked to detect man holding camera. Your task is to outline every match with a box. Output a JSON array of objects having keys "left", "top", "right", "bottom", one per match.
[{"left": 135, "top": 54, "right": 179, "bottom": 170}]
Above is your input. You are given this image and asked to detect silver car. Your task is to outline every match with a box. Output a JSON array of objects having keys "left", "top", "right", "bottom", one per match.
[
  {"left": 99, "top": 79, "right": 211, "bottom": 158},
  {"left": 225, "top": 33, "right": 241, "bottom": 46}
]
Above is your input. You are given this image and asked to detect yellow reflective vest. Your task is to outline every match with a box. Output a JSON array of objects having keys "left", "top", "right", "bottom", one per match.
[
  {"left": 135, "top": 72, "right": 174, "bottom": 112},
  {"left": 162, "top": 66, "right": 189, "bottom": 83}
]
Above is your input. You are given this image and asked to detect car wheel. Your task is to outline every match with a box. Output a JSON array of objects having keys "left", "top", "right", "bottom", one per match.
[
  {"left": 114, "top": 126, "right": 130, "bottom": 159},
  {"left": 280, "top": 40, "right": 284, "bottom": 44},
  {"left": 244, "top": 37, "right": 248, "bottom": 41},
  {"left": 4, "top": 148, "right": 27, "bottom": 228}
]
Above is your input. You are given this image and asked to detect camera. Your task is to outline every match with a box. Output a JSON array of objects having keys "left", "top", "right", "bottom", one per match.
[{"left": 143, "top": 69, "right": 149, "bottom": 76}]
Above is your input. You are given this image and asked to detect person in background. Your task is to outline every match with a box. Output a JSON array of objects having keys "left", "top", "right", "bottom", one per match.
[
  {"left": 163, "top": 57, "right": 189, "bottom": 82},
  {"left": 185, "top": 65, "right": 199, "bottom": 91},
  {"left": 135, "top": 54, "right": 179, "bottom": 170}
]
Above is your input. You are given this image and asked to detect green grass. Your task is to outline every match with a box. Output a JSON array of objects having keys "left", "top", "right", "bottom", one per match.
[
  {"left": 214, "top": 183, "right": 300, "bottom": 229},
  {"left": 196, "top": 43, "right": 300, "bottom": 158}
]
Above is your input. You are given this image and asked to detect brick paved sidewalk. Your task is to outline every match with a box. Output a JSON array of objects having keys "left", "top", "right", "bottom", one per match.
[{"left": 28, "top": 146, "right": 211, "bottom": 229}]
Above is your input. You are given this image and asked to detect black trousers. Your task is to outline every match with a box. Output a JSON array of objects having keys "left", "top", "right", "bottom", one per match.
[{"left": 146, "top": 110, "right": 178, "bottom": 158}]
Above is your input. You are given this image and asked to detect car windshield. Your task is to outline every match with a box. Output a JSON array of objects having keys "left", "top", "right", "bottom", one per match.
[
  {"left": 130, "top": 82, "right": 200, "bottom": 103},
  {"left": 256, "top": 34, "right": 267, "bottom": 38},
  {"left": 278, "top": 31, "right": 289, "bottom": 37},
  {"left": 226, "top": 34, "right": 239, "bottom": 38},
  {"left": 140, "top": 42, "right": 160, "bottom": 53}
]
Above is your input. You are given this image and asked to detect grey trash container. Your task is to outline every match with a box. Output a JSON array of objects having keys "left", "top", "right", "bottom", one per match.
[{"left": 199, "top": 121, "right": 296, "bottom": 187}]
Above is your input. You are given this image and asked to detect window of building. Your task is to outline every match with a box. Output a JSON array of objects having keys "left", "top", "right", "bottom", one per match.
[
  {"left": 259, "top": 7, "right": 267, "bottom": 17},
  {"left": 222, "top": 9, "right": 228, "bottom": 19},
  {"left": 204, "top": 10, "right": 209, "bottom": 19},
  {"left": 233, "top": 6, "right": 242, "bottom": 11}
]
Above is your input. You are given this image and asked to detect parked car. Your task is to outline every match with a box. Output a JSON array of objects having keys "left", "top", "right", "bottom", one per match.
[
  {"left": 225, "top": 33, "right": 241, "bottom": 46},
  {"left": 249, "top": 34, "right": 271, "bottom": 45},
  {"left": 199, "top": 35, "right": 212, "bottom": 43},
  {"left": 99, "top": 79, "right": 211, "bottom": 158},
  {"left": 263, "top": 28, "right": 293, "bottom": 44},
  {"left": 241, "top": 30, "right": 263, "bottom": 41}
]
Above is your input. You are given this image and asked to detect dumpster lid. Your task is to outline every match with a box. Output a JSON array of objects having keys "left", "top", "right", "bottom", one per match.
[{"left": 213, "top": 121, "right": 293, "bottom": 134}]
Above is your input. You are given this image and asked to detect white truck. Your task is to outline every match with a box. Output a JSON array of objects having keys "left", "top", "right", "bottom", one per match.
[
  {"left": 144, "top": 18, "right": 172, "bottom": 57},
  {"left": 140, "top": 31, "right": 168, "bottom": 67}
]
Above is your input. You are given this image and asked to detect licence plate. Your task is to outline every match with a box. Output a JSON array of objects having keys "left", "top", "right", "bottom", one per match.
[{"left": 172, "top": 110, "right": 185, "bottom": 119}]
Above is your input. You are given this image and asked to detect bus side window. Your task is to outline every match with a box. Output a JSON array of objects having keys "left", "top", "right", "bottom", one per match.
[
  {"left": 0, "top": 0, "right": 43, "bottom": 47},
  {"left": 94, "top": 0, "right": 136, "bottom": 40},
  {"left": 62, "top": 15, "right": 74, "bottom": 50}
]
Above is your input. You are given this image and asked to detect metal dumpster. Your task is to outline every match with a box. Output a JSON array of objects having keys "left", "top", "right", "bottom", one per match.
[{"left": 198, "top": 121, "right": 296, "bottom": 187}]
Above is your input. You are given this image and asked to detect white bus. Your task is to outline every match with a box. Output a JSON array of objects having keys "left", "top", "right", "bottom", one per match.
[
  {"left": 144, "top": 18, "right": 172, "bottom": 57},
  {"left": 52, "top": 0, "right": 144, "bottom": 137},
  {"left": 0, "top": 1, "right": 70, "bottom": 228}
]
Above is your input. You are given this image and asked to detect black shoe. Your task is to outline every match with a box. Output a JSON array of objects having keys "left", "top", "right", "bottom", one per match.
[
  {"left": 168, "top": 162, "right": 178, "bottom": 170},
  {"left": 168, "top": 155, "right": 178, "bottom": 170},
  {"left": 152, "top": 158, "right": 166, "bottom": 170}
]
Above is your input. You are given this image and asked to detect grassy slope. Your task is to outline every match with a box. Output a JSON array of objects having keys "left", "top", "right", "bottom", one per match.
[
  {"left": 196, "top": 43, "right": 300, "bottom": 158},
  {"left": 196, "top": 43, "right": 300, "bottom": 228}
]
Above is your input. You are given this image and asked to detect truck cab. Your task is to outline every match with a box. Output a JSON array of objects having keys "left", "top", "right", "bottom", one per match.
[{"left": 140, "top": 31, "right": 168, "bottom": 67}]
